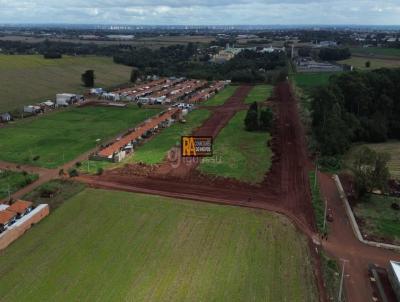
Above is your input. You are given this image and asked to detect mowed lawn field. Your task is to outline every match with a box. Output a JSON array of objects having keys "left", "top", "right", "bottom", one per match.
[
  {"left": 0, "top": 106, "right": 159, "bottom": 168},
  {"left": 0, "top": 55, "right": 132, "bottom": 112},
  {"left": 338, "top": 56, "right": 400, "bottom": 70},
  {"left": 198, "top": 111, "right": 272, "bottom": 183},
  {"left": 292, "top": 72, "right": 338, "bottom": 89},
  {"left": 343, "top": 141, "right": 400, "bottom": 180},
  {"left": 0, "top": 189, "right": 318, "bottom": 302},
  {"left": 244, "top": 84, "right": 274, "bottom": 104},
  {"left": 349, "top": 47, "right": 400, "bottom": 58},
  {"left": 0, "top": 170, "right": 38, "bottom": 199},
  {"left": 202, "top": 85, "right": 238, "bottom": 106}
]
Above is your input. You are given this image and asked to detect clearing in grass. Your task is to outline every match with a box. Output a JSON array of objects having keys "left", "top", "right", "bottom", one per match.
[
  {"left": 338, "top": 56, "right": 400, "bottom": 70},
  {"left": 0, "top": 55, "right": 132, "bottom": 112},
  {"left": 198, "top": 110, "right": 272, "bottom": 183},
  {"left": 244, "top": 84, "right": 273, "bottom": 104},
  {"left": 353, "top": 194, "right": 400, "bottom": 245},
  {"left": 0, "top": 170, "right": 38, "bottom": 199},
  {"left": 349, "top": 47, "right": 400, "bottom": 58},
  {"left": 292, "top": 72, "right": 338, "bottom": 89},
  {"left": 0, "top": 188, "right": 318, "bottom": 302},
  {"left": 202, "top": 85, "right": 238, "bottom": 106},
  {"left": 343, "top": 141, "right": 400, "bottom": 180},
  {"left": 0, "top": 106, "right": 159, "bottom": 168}
]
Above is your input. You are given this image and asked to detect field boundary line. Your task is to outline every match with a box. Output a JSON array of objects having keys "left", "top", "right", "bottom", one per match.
[{"left": 333, "top": 174, "right": 400, "bottom": 252}]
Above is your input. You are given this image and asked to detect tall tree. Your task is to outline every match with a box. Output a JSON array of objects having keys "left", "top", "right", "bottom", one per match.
[
  {"left": 130, "top": 68, "right": 140, "bottom": 83},
  {"left": 81, "top": 70, "right": 95, "bottom": 87},
  {"left": 259, "top": 108, "right": 273, "bottom": 131},
  {"left": 245, "top": 102, "right": 259, "bottom": 131},
  {"left": 352, "top": 146, "right": 391, "bottom": 198}
]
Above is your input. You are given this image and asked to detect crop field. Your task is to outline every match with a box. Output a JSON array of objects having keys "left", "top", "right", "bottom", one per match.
[
  {"left": 0, "top": 170, "right": 38, "bottom": 199},
  {"left": 244, "top": 84, "right": 274, "bottom": 104},
  {"left": 198, "top": 111, "right": 272, "bottom": 183},
  {"left": 202, "top": 85, "right": 238, "bottom": 106},
  {"left": 353, "top": 194, "right": 400, "bottom": 245},
  {"left": 292, "top": 72, "right": 338, "bottom": 89},
  {"left": 0, "top": 188, "right": 318, "bottom": 302},
  {"left": 349, "top": 47, "right": 400, "bottom": 58},
  {"left": 343, "top": 141, "right": 400, "bottom": 180},
  {"left": 338, "top": 56, "right": 400, "bottom": 70},
  {"left": 0, "top": 55, "right": 132, "bottom": 112},
  {"left": 0, "top": 106, "right": 159, "bottom": 168}
]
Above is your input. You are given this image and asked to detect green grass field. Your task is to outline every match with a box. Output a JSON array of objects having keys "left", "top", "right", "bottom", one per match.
[
  {"left": 0, "top": 170, "right": 38, "bottom": 199},
  {"left": 0, "top": 106, "right": 159, "bottom": 168},
  {"left": 338, "top": 56, "right": 400, "bottom": 70},
  {"left": 198, "top": 111, "right": 272, "bottom": 183},
  {"left": 244, "top": 85, "right": 274, "bottom": 104},
  {"left": 0, "top": 55, "right": 132, "bottom": 112},
  {"left": 350, "top": 47, "right": 400, "bottom": 58},
  {"left": 353, "top": 194, "right": 400, "bottom": 245},
  {"left": 0, "top": 188, "right": 318, "bottom": 302},
  {"left": 202, "top": 85, "right": 238, "bottom": 106},
  {"left": 309, "top": 172, "right": 325, "bottom": 234},
  {"left": 292, "top": 72, "right": 337, "bottom": 89},
  {"left": 343, "top": 141, "right": 400, "bottom": 180}
]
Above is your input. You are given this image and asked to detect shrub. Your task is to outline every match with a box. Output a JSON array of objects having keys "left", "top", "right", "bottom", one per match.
[{"left": 68, "top": 168, "right": 79, "bottom": 177}]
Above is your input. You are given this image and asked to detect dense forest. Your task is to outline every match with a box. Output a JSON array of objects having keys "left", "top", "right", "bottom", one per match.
[
  {"left": 0, "top": 40, "right": 131, "bottom": 56},
  {"left": 318, "top": 48, "right": 351, "bottom": 61},
  {"left": 311, "top": 68, "right": 400, "bottom": 156},
  {"left": 114, "top": 44, "right": 288, "bottom": 82}
]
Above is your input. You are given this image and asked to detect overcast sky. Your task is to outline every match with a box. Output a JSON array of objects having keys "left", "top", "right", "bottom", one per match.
[{"left": 1, "top": 0, "right": 400, "bottom": 25}]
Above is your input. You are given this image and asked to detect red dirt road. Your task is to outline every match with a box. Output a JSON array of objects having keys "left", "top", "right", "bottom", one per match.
[{"left": 318, "top": 172, "right": 400, "bottom": 302}]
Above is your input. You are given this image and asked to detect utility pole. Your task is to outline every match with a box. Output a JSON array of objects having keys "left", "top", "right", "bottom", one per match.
[
  {"left": 323, "top": 198, "right": 328, "bottom": 232},
  {"left": 338, "top": 259, "right": 348, "bottom": 302},
  {"left": 314, "top": 161, "right": 318, "bottom": 189}
]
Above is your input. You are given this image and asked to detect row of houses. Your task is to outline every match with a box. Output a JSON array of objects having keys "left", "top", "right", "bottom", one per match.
[
  {"left": 93, "top": 108, "right": 182, "bottom": 162},
  {"left": 186, "top": 81, "right": 229, "bottom": 104},
  {"left": 0, "top": 93, "right": 85, "bottom": 124},
  {"left": 0, "top": 200, "right": 50, "bottom": 250},
  {"left": 0, "top": 200, "right": 34, "bottom": 233}
]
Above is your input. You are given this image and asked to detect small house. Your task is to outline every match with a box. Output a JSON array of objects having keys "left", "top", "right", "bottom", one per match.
[
  {"left": 7, "top": 200, "right": 34, "bottom": 219},
  {"left": 23, "top": 105, "right": 42, "bottom": 115},
  {"left": 39, "top": 101, "right": 55, "bottom": 111},
  {"left": 0, "top": 210, "right": 17, "bottom": 232},
  {"left": 0, "top": 112, "right": 12, "bottom": 123},
  {"left": 56, "top": 93, "right": 77, "bottom": 107},
  {"left": 389, "top": 260, "right": 400, "bottom": 301}
]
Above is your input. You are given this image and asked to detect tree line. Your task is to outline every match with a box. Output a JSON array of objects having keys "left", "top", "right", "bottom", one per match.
[
  {"left": 311, "top": 68, "right": 400, "bottom": 156},
  {"left": 114, "top": 45, "right": 288, "bottom": 83}
]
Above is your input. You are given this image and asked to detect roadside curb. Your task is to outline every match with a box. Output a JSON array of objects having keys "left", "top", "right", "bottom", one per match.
[{"left": 333, "top": 174, "right": 400, "bottom": 252}]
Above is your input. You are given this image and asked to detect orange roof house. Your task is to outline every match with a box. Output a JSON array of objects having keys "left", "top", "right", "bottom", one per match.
[
  {"left": 7, "top": 200, "right": 33, "bottom": 215},
  {"left": 0, "top": 211, "right": 17, "bottom": 226}
]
